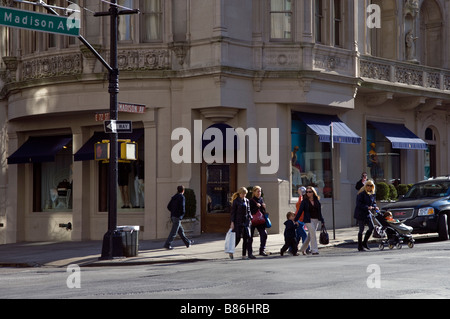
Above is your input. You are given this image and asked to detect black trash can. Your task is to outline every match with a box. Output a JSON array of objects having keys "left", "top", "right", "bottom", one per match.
[{"left": 117, "top": 226, "right": 139, "bottom": 257}]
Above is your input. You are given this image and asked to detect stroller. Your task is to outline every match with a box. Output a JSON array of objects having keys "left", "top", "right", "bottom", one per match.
[{"left": 369, "top": 209, "right": 415, "bottom": 250}]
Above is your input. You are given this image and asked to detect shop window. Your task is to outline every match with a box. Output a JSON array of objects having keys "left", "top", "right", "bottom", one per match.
[
  {"left": 366, "top": 122, "right": 401, "bottom": 183},
  {"left": 98, "top": 134, "right": 145, "bottom": 211},
  {"left": 291, "top": 117, "right": 332, "bottom": 199},
  {"left": 33, "top": 141, "right": 73, "bottom": 212},
  {"left": 270, "top": 0, "right": 292, "bottom": 40}
]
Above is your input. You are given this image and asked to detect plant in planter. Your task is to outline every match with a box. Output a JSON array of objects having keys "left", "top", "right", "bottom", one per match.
[
  {"left": 396, "top": 184, "right": 409, "bottom": 198},
  {"left": 375, "top": 182, "right": 389, "bottom": 201},
  {"left": 388, "top": 184, "right": 397, "bottom": 201}
]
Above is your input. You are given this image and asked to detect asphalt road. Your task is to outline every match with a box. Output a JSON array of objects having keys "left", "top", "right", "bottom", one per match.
[{"left": 1, "top": 238, "right": 449, "bottom": 302}]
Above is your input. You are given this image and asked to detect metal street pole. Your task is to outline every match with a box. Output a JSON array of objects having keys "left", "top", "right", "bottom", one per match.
[
  {"left": 330, "top": 123, "right": 336, "bottom": 240},
  {"left": 26, "top": 0, "right": 137, "bottom": 259},
  {"left": 94, "top": 1, "right": 138, "bottom": 260}
]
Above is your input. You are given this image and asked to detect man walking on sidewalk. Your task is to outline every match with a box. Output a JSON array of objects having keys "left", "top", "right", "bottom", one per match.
[{"left": 164, "top": 185, "right": 193, "bottom": 250}]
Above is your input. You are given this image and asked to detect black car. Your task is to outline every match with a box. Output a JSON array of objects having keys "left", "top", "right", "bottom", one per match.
[{"left": 382, "top": 177, "right": 450, "bottom": 240}]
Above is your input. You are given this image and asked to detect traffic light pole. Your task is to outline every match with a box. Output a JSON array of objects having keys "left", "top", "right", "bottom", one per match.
[
  {"left": 17, "top": 0, "right": 138, "bottom": 259},
  {"left": 94, "top": 1, "right": 139, "bottom": 260}
]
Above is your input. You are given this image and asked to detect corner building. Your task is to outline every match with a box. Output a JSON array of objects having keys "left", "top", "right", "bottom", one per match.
[{"left": 1, "top": 0, "right": 449, "bottom": 243}]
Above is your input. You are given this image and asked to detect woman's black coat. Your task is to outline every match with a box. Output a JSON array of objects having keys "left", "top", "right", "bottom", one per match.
[
  {"left": 354, "top": 191, "right": 377, "bottom": 221},
  {"left": 231, "top": 197, "right": 252, "bottom": 227}
]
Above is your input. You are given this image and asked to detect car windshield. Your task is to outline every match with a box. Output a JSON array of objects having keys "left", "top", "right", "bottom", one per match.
[{"left": 404, "top": 181, "right": 450, "bottom": 199}]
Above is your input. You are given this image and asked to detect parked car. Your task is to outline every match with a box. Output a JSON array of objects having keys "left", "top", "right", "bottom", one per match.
[{"left": 382, "top": 177, "right": 450, "bottom": 240}]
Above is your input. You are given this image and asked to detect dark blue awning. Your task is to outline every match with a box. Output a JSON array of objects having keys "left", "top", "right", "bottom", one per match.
[
  {"left": 74, "top": 128, "right": 144, "bottom": 161},
  {"left": 7, "top": 135, "right": 72, "bottom": 164},
  {"left": 368, "top": 121, "right": 427, "bottom": 150},
  {"left": 295, "top": 112, "right": 361, "bottom": 144}
]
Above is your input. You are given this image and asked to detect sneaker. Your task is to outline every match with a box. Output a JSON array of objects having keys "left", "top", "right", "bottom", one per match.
[
  {"left": 164, "top": 245, "right": 173, "bottom": 250},
  {"left": 186, "top": 240, "right": 194, "bottom": 248}
]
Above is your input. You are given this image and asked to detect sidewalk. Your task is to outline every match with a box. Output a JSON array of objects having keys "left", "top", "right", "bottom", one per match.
[{"left": 0, "top": 227, "right": 436, "bottom": 268}]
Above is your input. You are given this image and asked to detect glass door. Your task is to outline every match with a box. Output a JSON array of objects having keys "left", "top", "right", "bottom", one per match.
[{"left": 201, "top": 163, "right": 236, "bottom": 233}]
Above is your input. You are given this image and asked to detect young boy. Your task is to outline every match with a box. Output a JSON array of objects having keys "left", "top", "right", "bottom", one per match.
[{"left": 280, "top": 212, "right": 299, "bottom": 256}]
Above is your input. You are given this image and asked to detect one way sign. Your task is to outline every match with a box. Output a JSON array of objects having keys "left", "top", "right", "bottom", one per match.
[{"left": 104, "top": 120, "right": 133, "bottom": 133}]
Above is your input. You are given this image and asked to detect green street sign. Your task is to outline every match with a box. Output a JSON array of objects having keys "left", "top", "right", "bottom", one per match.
[{"left": 0, "top": 6, "right": 80, "bottom": 36}]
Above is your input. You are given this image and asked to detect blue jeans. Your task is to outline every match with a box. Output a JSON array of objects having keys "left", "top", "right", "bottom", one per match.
[{"left": 164, "top": 217, "right": 190, "bottom": 247}]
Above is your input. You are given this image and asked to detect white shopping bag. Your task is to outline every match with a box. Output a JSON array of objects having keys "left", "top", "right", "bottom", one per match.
[{"left": 224, "top": 229, "right": 235, "bottom": 254}]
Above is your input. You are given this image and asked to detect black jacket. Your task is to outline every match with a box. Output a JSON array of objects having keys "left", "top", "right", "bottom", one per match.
[
  {"left": 231, "top": 197, "right": 252, "bottom": 227},
  {"left": 295, "top": 199, "right": 324, "bottom": 224},
  {"left": 167, "top": 193, "right": 185, "bottom": 219},
  {"left": 354, "top": 191, "right": 377, "bottom": 220},
  {"left": 284, "top": 220, "right": 298, "bottom": 239}
]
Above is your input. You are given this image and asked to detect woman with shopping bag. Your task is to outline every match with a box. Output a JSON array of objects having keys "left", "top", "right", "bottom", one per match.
[{"left": 229, "top": 187, "right": 255, "bottom": 260}]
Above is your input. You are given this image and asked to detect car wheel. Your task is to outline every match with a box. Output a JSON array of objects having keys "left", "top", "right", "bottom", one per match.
[{"left": 438, "top": 213, "right": 449, "bottom": 241}]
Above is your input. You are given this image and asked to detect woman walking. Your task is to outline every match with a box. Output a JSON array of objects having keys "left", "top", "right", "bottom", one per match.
[
  {"left": 230, "top": 187, "right": 255, "bottom": 259},
  {"left": 354, "top": 180, "right": 377, "bottom": 251},
  {"left": 295, "top": 186, "right": 324, "bottom": 255},
  {"left": 249, "top": 186, "right": 269, "bottom": 256}
]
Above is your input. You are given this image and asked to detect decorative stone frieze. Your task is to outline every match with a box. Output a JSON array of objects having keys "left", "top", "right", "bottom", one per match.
[
  {"left": 22, "top": 53, "right": 82, "bottom": 81},
  {"left": 106, "top": 49, "right": 170, "bottom": 71}
]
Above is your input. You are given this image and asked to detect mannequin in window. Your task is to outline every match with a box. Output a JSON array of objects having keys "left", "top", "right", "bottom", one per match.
[
  {"left": 291, "top": 146, "right": 302, "bottom": 189},
  {"left": 118, "top": 162, "right": 131, "bottom": 208},
  {"left": 132, "top": 159, "right": 145, "bottom": 208},
  {"left": 368, "top": 143, "right": 380, "bottom": 181}
]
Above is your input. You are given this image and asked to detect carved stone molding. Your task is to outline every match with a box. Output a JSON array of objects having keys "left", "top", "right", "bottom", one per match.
[
  {"left": 314, "top": 54, "right": 349, "bottom": 72},
  {"left": 365, "top": 92, "right": 394, "bottom": 107},
  {"left": 1, "top": 56, "right": 18, "bottom": 83},
  {"left": 418, "top": 99, "right": 442, "bottom": 112},
  {"left": 198, "top": 107, "right": 240, "bottom": 123},
  {"left": 22, "top": 53, "right": 82, "bottom": 80},
  {"left": 169, "top": 42, "right": 189, "bottom": 66},
  {"left": 360, "top": 60, "right": 390, "bottom": 82},
  {"left": 398, "top": 96, "right": 426, "bottom": 110},
  {"left": 106, "top": 49, "right": 170, "bottom": 71}
]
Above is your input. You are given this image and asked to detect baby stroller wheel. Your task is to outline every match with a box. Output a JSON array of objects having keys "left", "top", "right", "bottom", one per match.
[
  {"left": 407, "top": 241, "right": 414, "bottom": 248},
  {"left": 396, "top": 243, "right": 402, "bottom": 249},
  {"left": 378, "top": 243, "right": 384, "bottom": 250},
  {"left": 388, "top": 243, "right": 394, "bottom": 250}
]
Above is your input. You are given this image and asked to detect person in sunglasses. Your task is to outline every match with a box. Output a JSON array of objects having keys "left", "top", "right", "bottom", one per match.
[
  {"left": 354, "top": 180, "right": 377, "bottom": 251},
  {"left": 295, "top": 186, "right": 325, "bottom": 255}
]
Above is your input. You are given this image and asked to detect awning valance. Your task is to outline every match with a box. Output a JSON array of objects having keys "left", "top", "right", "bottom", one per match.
[
  {"left": 368, "top": 121, "right": 427, "bottom": 150},
  {"left": 294, "top": 112, "right": 361, "bottom": 145},
  {"left": 7, "top": 135, "right": 72, "bottom": 164}
]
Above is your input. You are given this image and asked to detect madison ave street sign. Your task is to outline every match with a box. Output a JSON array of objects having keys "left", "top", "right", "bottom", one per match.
[{"left": 0, "top": 6, "right": 80, "bottom": 36}]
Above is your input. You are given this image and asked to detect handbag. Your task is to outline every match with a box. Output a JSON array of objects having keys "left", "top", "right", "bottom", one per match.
[
  {"left": 264, "top": 213, "right": 272, "bottom": 228},
  {"left": 251, "top": 198, "right": 266, "bottom": 226},
  {"left": 252, "top": 210, "right": 266, "bottom": 226},
  {"left": 224, "top": 229, "right": 235, "bottom": 254},
  {"left": 319, "top": 224, "right": 329, "bottom": 245}
]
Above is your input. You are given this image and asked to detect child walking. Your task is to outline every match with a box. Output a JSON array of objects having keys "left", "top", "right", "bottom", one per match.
[{"left": 280, "top": 212, "right": 299, "bottom": 256}]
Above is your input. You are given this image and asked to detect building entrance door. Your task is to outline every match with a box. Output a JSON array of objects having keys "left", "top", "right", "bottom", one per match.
[{"left": 201, "top": 162, "right": 237, "bottom": 233}]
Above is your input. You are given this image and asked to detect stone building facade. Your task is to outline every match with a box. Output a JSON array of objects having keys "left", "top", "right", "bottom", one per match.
[{"left": 0, "top": 0, "right": 449, "bottom": 243}]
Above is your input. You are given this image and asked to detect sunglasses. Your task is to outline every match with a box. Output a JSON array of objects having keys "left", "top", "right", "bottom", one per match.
[{"left": 306, "top": 190, "right": 313, "bottom": 193}]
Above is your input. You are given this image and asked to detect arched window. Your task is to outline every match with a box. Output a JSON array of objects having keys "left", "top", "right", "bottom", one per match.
[{"left": 420, "top": 0, "right": 443, "bottom": 67}]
